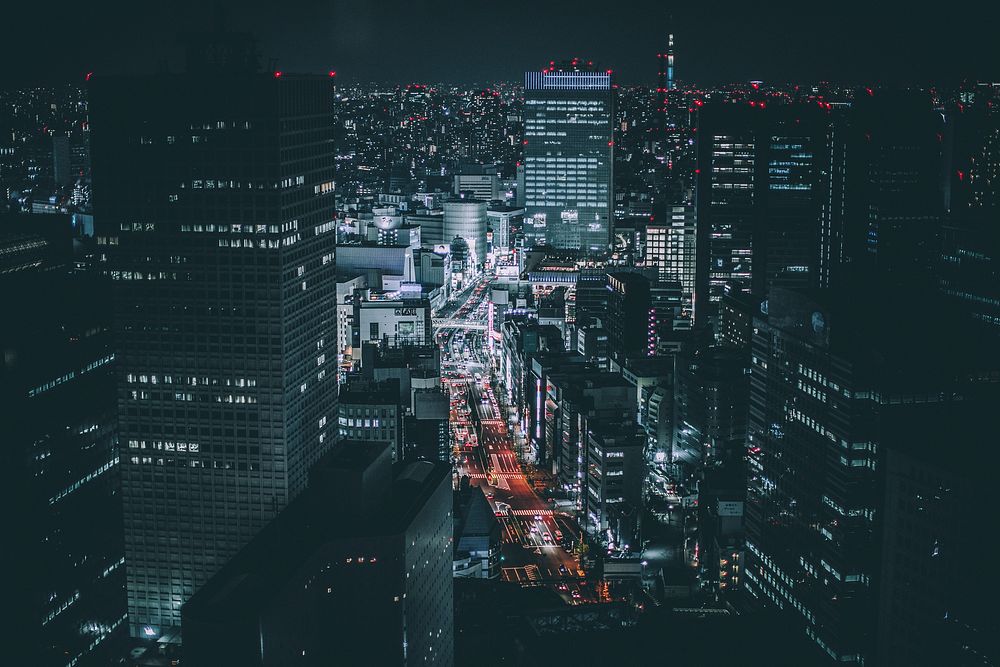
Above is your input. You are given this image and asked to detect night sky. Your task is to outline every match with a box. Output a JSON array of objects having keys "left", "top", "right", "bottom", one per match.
[{"left": 4, "top": 0, "right": 999, "bottom": 87}]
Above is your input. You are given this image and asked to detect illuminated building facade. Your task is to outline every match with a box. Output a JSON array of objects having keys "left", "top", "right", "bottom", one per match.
[
  {"left": 89, "top": 71, "right": 339, "bottom": 637},
  {"left": 523, "top": 63, "right": 613, "bottom": 254}
]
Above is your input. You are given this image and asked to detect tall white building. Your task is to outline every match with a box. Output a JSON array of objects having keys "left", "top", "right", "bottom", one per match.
[
  {"left": 443, "top": 197, "right": 488, "bottom": 271},
  {"left": 523, "top": 63, "right": 613, "bottom": 255}
]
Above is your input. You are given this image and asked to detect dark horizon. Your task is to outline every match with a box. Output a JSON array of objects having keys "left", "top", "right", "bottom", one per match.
[{"left": 5, "top": 0, "right": 1000, "bottom": 88}]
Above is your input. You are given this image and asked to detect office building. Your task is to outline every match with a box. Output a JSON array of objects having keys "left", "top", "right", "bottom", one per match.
[
  {"left": 443, "top": 197, "right": 488, "bottom": 272},
  {"left": 818, "top": 92, "right": 944, "bottom": 290},
  {"left": 52, "top": 135, "right": 72, "bottom": 187},
  {"left": 523, "top": 62, "right": 614, "bottom": 254},
  {"left": 876, "top": 404, "right": 999, "bottom": 666},
  {"left": 406, "top": 211, "right": 445, "bottom": 247},
  {"left": 336, "top": 273, "right": 369, "bottom": 380},
  {"left": 674, "top": 346, "right": 749, "bottom": 469},
  {"left": 584, "top": 424, "right": 645, "bottom": 545},
  {"left": 408, "top": 387, "right": 451, "bottom": 462},
  {"left": 454, "top": 166, "right": 500, "bottom": 202},
  {"left": 453, "top": 484, "right": 502, "bottom": 580},
  {"left": 645, "top": 204, "right": 696, "bottom": 327},
  {"left": 745, "top": 288, "right": 1000, "bottom": 663},
  {"left": 183, "top": 443, "right": 454, "bottom": 666},
  {"left": 606, "top": 272, "right": 650, "bottom": 364},
  {"left": 487, "top": 204, "right": 524, "bottom": 253},
  {"left": 355, "top": 293, "right": 433, "bottom": 352},
  {"left": 336, "top": 243, "right": 416, "bottom": 290},
  {"left": 2, "top": 229, "right": 126, "bottom": 665},
  {"left": 339, "top": 378, "right": 403, "bottom": 461},
  {"left": 695, "top": 104, "right": 825, "bottom": 325},
  {"left": 89, "top": 70, "right": 339, "bottom": 636},
  {"left": 938, "top": 100, "right": 1000, "bottom": 329}
]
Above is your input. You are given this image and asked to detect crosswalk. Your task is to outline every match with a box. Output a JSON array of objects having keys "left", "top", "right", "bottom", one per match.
[
  {"left": 468, "top": 472, "right": 522, "bottom": 479},
  {"left": 502, "top": 565, "right": 542, "bottom": 584},
  {"left": 509, "top": 508, "right": 554, "bottom": 517}
]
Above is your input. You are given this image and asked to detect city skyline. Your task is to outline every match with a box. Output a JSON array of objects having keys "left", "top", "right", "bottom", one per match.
[{"left": 3, "top": 6, "right": 1000, "bottom": 665}]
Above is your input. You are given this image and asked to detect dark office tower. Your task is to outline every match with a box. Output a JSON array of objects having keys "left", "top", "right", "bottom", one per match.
[
  {"left": 183, "top": 443, "right": 454, "bottom": 666},
  {"left": 89, "top": 70, "right": 338, "bottom": 638},
  {"left": 574, "top": 267, "right": 609, "bottom": 323},
  {"left": 819, "top": 92, "right": 944, "bottom": 289},
  {"left": 606, "top": 271, "right": 651, "bottom": 364},
  {"left": 875, "top": 404, "right": 1000, "bottom": 667},
  {"left": 523, "top": 61, "right": 613, "bottom": 254},
  {"left": 52, "top": 135, "right": 72, "bottom": 187},
  {"left": 695, "top": 105, "right": 825, "bottom": 327},
  {"left": 1, "top": 217, "right": 125, "bottom": 666},
  {"left": 939, "top": 101, "right": 1000, "bottom": 328},
  {"left": 745, "top": 288, "right": 1000, "bottom": 664},
  {"left": 673, "top": 345, "right": 748, "bottom": 469}
]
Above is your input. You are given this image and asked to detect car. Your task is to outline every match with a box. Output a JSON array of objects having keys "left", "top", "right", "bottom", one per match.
[
  {"left": 559, "top": 564, "right": 568, "bottom": 575},
  {"left": 534, "top": 514, "right": 541, "bottom": 521},
  {"left": 529, "top": 524, "right": 537, "bottom": 533},
  {"left": 486, "top": 492, "right": 494, "bottom": 499},
  {"left": 557, "top": 583, "right": 568, "bottom": 591},
  {"left": 542, "top": 533, "right": 551, "bottom": 543},
  {"left": 571, "top": 590, "right": 581, "bottom": 599}
]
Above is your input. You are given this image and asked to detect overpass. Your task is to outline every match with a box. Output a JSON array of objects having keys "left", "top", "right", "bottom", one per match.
[{"left": 432, "top": 318, "right": 488, "bottom": 331}]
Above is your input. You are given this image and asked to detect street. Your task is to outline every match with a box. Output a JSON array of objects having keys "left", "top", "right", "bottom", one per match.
[{"left": 438, "top": 275, "right": 605, "bottom": 605}]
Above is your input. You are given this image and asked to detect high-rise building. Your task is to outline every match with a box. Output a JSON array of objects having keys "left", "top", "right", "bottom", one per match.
[
  {"left": 876, "top": 404, "right": 1000, "bottom": 666},
  {"left": 607, "top": 272, "right": 651, "bottom": 364},
  {"left": 745, "top": 288, "right": 1000, "bottom": 663},
  {"left": 938, "top": 100, "right": 1000, "bottom": 329},
  {"left": 52, "top": 135, "right": 72, "bottom": 187},
  {"left": 645, "top": 204, "right": 696, "bottom": 327},
  {"left": 674, "top": 345, "right": 748, "bottom": 469},
  {"left": 89, "top": 70, "right": 339, "bottom": 637},
  {"left": 2, "top": 219, "right": 126, "bottom": 665},
  {"left": 818, "top": 92, "right": 944, "bottom": 290},
  {"left": 182, "top": 443, "right": 454, "bottom": 666},
  {"left": 523, "top": 62, "right": 614, "bottom": 254},
  {"left": 695, "top": 104, "right": 825, "bottom": 326}
]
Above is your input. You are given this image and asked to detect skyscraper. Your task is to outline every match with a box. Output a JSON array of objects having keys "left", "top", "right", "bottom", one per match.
[
  {"left": 645, "top": 203, "right": 696, "bottom": 327},
  {"left": 2, "top": 217, "right": 125, "bottom": 665},
  {"left": 89, "top": 69, "right": 339, "bottom": 637},
  {"left": 523, "top": 61, "right": 613, "bottom": 255},
  {"left": 695, "top": 104, "right": 825, "bottom": 327},
  {"left": 745, "top": 288, "right": 1000, "bottom": 663},
  {"left": 817, "top": 92, "right": 944, "bottom": 290},
  {"left": 182, "top": 443, "right": 454, "bottom": 666}
]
